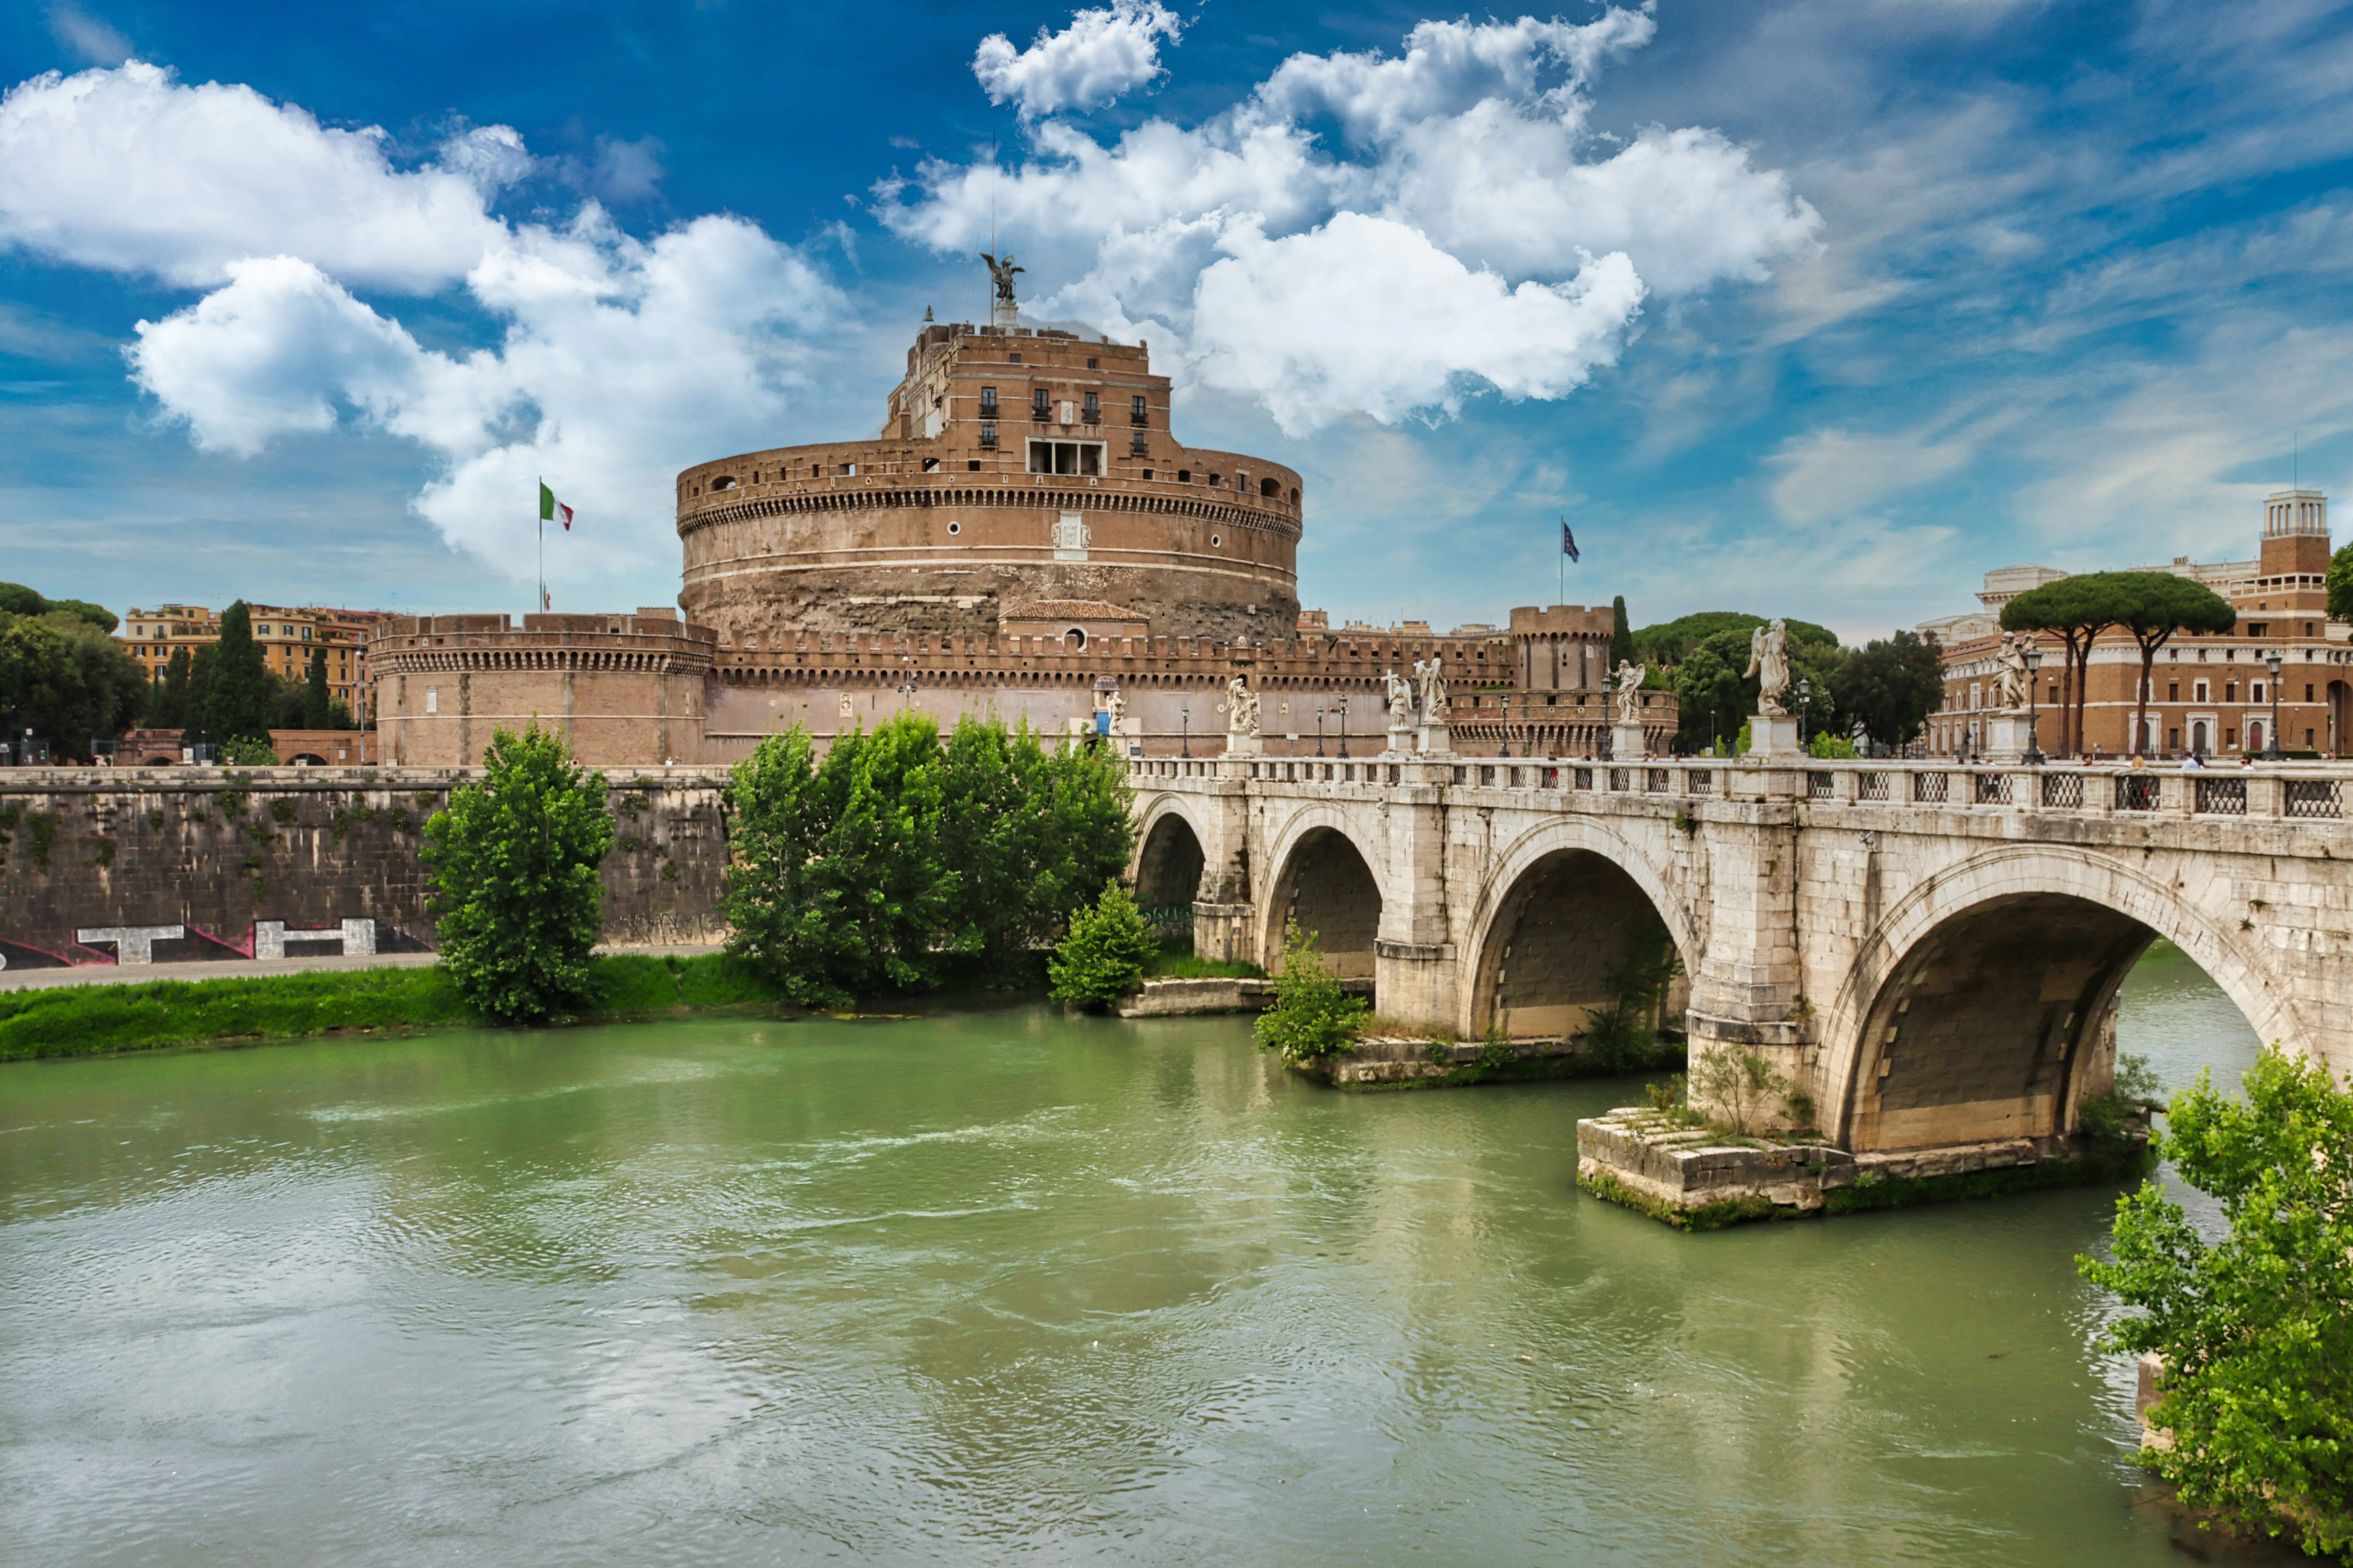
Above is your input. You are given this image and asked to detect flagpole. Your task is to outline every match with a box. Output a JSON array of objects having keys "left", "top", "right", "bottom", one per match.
[{"left": 537, "top": 476, "right": 544, "bottom": 617}]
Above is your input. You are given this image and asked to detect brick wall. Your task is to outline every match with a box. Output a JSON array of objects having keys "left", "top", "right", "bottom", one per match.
[{"left": 0, "top": 768, "right": 729, "bottom": 967}]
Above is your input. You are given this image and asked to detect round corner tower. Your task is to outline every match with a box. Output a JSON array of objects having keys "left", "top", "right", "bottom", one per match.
[{"left": 675, "top": 320, "right": 1302, "bottom": 645}]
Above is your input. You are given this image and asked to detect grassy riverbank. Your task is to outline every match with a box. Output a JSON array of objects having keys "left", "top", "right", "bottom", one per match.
[{"left": 0, "top": 953, "right": 793, "bottom": 1062}]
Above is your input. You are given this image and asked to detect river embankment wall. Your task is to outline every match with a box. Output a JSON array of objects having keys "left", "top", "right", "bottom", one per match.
[{"left": 0, "top": 767, "right": 732, "bottom": 967}]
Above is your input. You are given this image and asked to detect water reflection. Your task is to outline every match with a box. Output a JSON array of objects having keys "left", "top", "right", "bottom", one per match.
[{"left": 0, "top": 946, "right": 2279, "bottom": 1566}]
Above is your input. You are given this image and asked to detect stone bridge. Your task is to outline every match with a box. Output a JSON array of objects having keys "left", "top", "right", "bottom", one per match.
[{"left": 1126, "top": 752, "right": 2353, "bottom": 1155}]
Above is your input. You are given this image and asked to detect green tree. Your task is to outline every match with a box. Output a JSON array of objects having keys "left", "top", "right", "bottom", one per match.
[
  {"left": 936, "top": 717, "right": 1131, "bottom": 978},
  {"left": 420, "top": 723, "right": 615, "bottom": 1023},
  {"left": 1837, "top": 629, "right": 1945, "bottom": 750},
  {"left": 2078, "top": 1047, "right": 2353, "bottom": 1556},
  {"left": 302, "top": 645, "right": 333, "bottom": 729},
  {"left": 1672, "top": 644, "right": 1745, "bottom": 753},
  {"left": 2327, "top": 541, "right": 2353, "bottom": 630},
  {"left": 150, "top": 646, "right": 193, "bottom": 731},
  {"left": 2002, "top": 577, "right": 2119, "bottom": 756},
  {"left": 1048, "top": 880, "right": 1157, "bottom": 1009},
  {"left": 1609, "top": 595, "right": 1635, "bottom": 669},
  {"left": 1634, "top": 611, "right": 1840, "bottom": 667},
  {"left": 2089, "top": 572, "right": 2238, "bottom": 755},
  {"left": 1253, "top": 919, "right": 1366, "bottom": 1062},
  {"left": 724, "top": 716, "right": 956, "bottom": 1006},
  {"left": 0, "top": 583, "right": 115, "bottom": 632},
  {"left": 0, "top": 611, "right": 146, "bottom": 760},
  {"left": 192, "top": 601, "right": 275, "bottom": 748}
]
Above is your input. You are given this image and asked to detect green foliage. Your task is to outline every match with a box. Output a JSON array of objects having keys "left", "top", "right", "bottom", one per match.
[
  {"left": 0, "top": 582, "right": 116, "bottom": 631},
  {"left": 302, "top": 645, "right": 333, "bottom": 729},
  {"left": 1634, "top": 610, "right": 1840, "bottom": 667},
  {"left": 1254, "top": 919, "right": 1367, "bottom": 1061},
  {"left": 1836, "top": 629, "right": 1945, "bottom": 749},
  {"left": 1808, "top": 730, "right": 1861, "bottom": 758},
  {"left": 2078, "top": 1047, "right": 2353, "bottom": 1556},
  {"left": 2329, "top": 541, "right": 2353, "bottom": 629},
  {"left": 1582, "top": 926, "right": 1684, "bottom": 1072},
  {"left": 0, "top": 608, "right": 147, "bottom": 760},
  {"left": 149, "top": 646, "right": 194, "bottom": 731},
  {"left": 726, "top": 716, "right": 1131, "bottom": 1006},
  {"left": 1145, "top": 942, "right": 1266, "bottom": 980},
  {"left": 1048, "top": 880, "right": 1158, "bottom": 1008},
  {"left": 217, "top": 736, "right": 279, "bottom": 766},
  {"left": 1689, "top": 1045, "right": 1794, "bottom": 1135},
  {"left": 420, "top": 723, "right": 614, "bottom": 1024},
  {"left": 2078, "top": 1051, "right": 2166, "bottom": 1156},
  {"left": 936, "top": 716, "right": 1133, "bottom": 978},
  {"left": 723, "top": 717, "right": 955, "bottom": 1006},
  {"left": 192, "top": 601, "right": 277, "bottom": 749},
  {"left": 1672, "top": 643, "right": 1746, "bottom": 752},
  {"left": 0, "top": 953, "right": 789, "bottom": 1060},
  {"left": 2012, "top": 572, "right": 2235, "bottom": 754},
  {"left": 1609, "top": 594, "right": 1635, "bottom": 669}
]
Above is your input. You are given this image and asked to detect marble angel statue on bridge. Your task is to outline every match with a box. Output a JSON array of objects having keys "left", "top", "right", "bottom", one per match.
[
  {"left": 1744, "top": 619, "right": 1791, "bottom": 716},
  {"left": 1384, "top": 669, "right": 1415, "bottom": 729},
  {"left": 1413, "top": 657, "right": 1449, "bottom": 720},
  {"left": 1221, "top": 675, "right": 1260, "bottom": 737},
  {"left": 1994, "top": 632, "right": 2029, "bottom": 712},
  {"left": 1613, "top": 660, "right": 1647, "bottom": 726}
]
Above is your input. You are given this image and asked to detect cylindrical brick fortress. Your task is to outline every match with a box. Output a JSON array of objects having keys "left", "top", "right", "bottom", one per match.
[{"left": 676, "top": 323, "right": 1301, "bottom": 646}]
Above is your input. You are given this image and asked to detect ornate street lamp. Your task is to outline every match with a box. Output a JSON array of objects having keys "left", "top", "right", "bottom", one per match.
[
  {"left": 1499, "top": 693, "right": 1513, "bottom": 757},
  {"left": 2022, "top": 641, "right": 2045, "bottom": 765},
  {"left": 1796, "top": 677, "right": 1813, "bottom": 750},
  {"left": 2266, "top": 647, "right": 2286, "bottom": 759},
  {"left": 1180, "top": 702, "right": 1191, "bottom": 758},
  {"left": 1316, "top": 702, "right": 1326, "bottom": 757},
  {"left": 1337, "top": 694, "right": 1349, "bottom": 759}
]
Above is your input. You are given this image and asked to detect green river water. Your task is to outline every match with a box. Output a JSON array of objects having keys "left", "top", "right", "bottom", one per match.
[{"left": 0, "top": 947, "right": 2295, "bottom": 1566}]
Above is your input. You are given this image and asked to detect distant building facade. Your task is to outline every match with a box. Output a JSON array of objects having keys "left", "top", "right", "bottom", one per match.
[
  {"left": 119, "top": 602, "right": 396, "bottom": 720},
  {"left": 1921, "top": 490, "right": 2353, "bottom": 757}
]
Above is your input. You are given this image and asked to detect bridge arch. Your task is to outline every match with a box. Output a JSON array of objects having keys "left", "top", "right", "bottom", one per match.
[
  {"left": 1130, "top": 801, "right": 1207, "bottom": 911},
  {"left": 1258, "top": 806, "right": 1386, "bottom": 978},
  {"left": 1463, "top": 818, "right": 1698, "bottom": 1041},
  {"left": 1818, "top": 845, "right": 2305, "bottom": 1150}
]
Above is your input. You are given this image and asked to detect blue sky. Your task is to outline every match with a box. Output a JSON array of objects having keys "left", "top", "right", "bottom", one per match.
[{"left": 2, "top": 0, "right": 2349, "bottom": 640}]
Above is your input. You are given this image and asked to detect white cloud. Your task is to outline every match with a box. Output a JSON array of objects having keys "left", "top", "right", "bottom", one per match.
[
  {"left": 127, "top": 214, "right": 839, "bottom": 586},
  {"left": 45, "top": 3, "right": 129, "bottom": 67},
  {"left": 972, "top": 0, "right": 1180, "bottom": 119},
  {"left": 1767, "top": 425, "right": 1975, "bottom": 525},
  {"left": 0, "top": 61, "right": 514, "bottom": 290},
  {"left": 886, "top": 10, "right": 1814, "bottom": 431}
]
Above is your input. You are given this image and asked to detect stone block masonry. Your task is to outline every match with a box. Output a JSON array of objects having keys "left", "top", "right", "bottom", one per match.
[{"left": 0, "top": 767, "right": 731, "bottom": 968}]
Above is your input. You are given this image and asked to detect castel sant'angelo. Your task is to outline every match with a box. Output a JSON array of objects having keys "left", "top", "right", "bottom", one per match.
[{"left": 372, "top": 262, "right": 1676, "bottom": 767}]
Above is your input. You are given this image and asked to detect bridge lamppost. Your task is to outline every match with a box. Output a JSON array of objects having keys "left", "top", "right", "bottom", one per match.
[
  {"left": 2022, "top": 641, "right": 2045, "bottom": 765},
  {"left": 1315, "top": 702, "right": 1326, "bottom": 757},
  {"left": 1499, "top": 693, "right": 1512, "bottom": 757},
  {"left": 1337, "top": 694, "right": 1349, "bottom": 759},
  {"left": 1796, "top": 678, "right": 1814, "bottom": 751},
  {"left": 2265, "top": 647, "right": 2286, "bottom": 759},
  {"left": 1180, "top": 702, "right": 1191, "bottom": 759}
]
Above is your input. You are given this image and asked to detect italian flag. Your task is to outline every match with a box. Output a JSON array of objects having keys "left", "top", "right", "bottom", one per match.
[{"left": 540, "top": 481, "right": 573, "bottom": 531}]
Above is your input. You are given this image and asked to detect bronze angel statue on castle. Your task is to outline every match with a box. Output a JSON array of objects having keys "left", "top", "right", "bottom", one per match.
[{"left": 980, "top": 252, "right": 1023, "bottom": 308}]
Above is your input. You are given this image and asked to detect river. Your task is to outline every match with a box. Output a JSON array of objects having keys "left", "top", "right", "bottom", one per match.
[{"left": 0, "top": 945, "right": 2286, "bottom": 1565}]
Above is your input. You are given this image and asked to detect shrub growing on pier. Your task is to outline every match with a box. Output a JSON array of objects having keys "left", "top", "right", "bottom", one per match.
[
  {"left": 421, "top": 723, "right": 615, "bottom": 1024},
  {"left": 1254, "top": 920, "right": 1365, "bottom": 1062},
  {"left": 1048, "top": 881, "right": 1156, "bottom": 1010},
  {"left": 2078, "top": 1046, "right": 2353, "bottom": 1556}
]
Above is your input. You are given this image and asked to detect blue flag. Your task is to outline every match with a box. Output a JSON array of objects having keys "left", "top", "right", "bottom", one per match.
[{"left": 1561, "top": 519, "right": 1580, "bottom": 562}]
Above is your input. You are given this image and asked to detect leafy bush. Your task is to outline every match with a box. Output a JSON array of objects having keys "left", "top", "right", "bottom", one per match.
[
  {"left": 2078, "top": 1051, "right": 2166, "bottom": 1157},
  {"left": 420, "top": 723, "right": 614, "bottom": 1023},
  {"left": 1254, "top": 920, "right": 1366, "bottom": 1062},
  {"left": 2078, "top": 1047, "right": 2352, "bottom": 1557},
  {"left": 1582, "top": 927, "right": 1683, "bottom": 1072},
  {"left": 217, "top": 736, "right": 279, "bottom": 766},
  {"left": 1047, "top": 881, "right": 1157, "bottom": 1009},
  {"left": 1689, "top": 1045, "right": 1794, "bottom": 1135}
]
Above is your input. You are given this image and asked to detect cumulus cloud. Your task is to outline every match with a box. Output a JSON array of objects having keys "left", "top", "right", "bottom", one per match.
[
  {"left": 0, "top": 62, "right": 514, "bottom": 290},
  {"left": 886, "top": 9, "right": 1816, "bottom": 432},
  {"left": 0, "top": 59, "right": 839, "bottom": 589},
  {"left": 127, "top": 213, "right": 837, "bottom": 584},
  {"left": 973, "top": 0, "right": 1180, "bottom": 118}
]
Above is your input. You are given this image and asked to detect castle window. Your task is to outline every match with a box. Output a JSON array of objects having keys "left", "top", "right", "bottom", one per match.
[
  {"left": 840, "top": 463, "right": 855, "bottom": 476},
  {"left": 1210, "top": 534, "right": 1222, "bottom": 548},
  {"left": 1008, "top": 352, "right": 1021, "bottom": 363},
  {"left": 1259, "top": 477, "right": 1278, "bottom": 499},
  {"left": 1082, "top": 391, "right": 1100, "bottom": 423},
  {"left": 1290, "top": 487, "right": 1300, "bottom": 505},
  {"left": 980, "top": 386, "right": 997, "bottom": 416},
  {"left": 922, "top": 457, "right": 940, "bottom": 473},
  {"left": 1131, "top": 431, "right": 1148, "bottom": 456},
  {"left": 1177, "top": 470, "right": 1190, "bottom": 483},
  {"left": 968, "top": 459, "right": 982, "bottom": 471},
  {"left": 1032, "top": 388, "right": 1050, "bottom": 418},
  {"left": 1066, "top": 627, "right": 1087, "bottom": 649},
  {"left": 947, "top": 521, "right": 961, "bottom": 535},
  {"left": 980, "top": 422, "right": 998, "bottom": 448},
  {"left": 1027, "top": 438, "right": 1104, "bottom": 476},
  {"left": 1208, "top": 473, "right": 1221, "bottom": 486},
  {"left": 1086, "top": 357, "right": 1098, "bottom": 369},
  {"left": 712, "top": 475, "right": 737, "bottom": 490},
  {"left": 1142, "top": 468, "right": 1154, "bottom": 480},
  {"left": 811, "top": 464, "right": 821, "bottom": 477}
]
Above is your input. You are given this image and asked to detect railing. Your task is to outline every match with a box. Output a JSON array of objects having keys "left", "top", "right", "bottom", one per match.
[
  {"left": 2194, "top": 776, "right": 2247, "bottom": 815},
  {"left": 2287, "top": 779, "right": 2342, "bottom": 818},
  {"left": 1123, "top": 752, "right": 2353, "bottom": 825}
]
